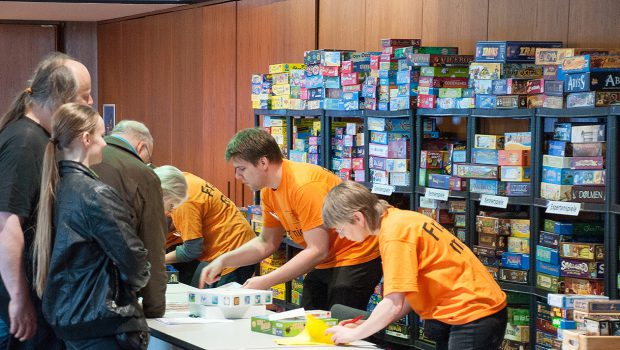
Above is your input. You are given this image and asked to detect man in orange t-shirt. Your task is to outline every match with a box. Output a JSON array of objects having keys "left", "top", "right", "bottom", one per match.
[
  {"left": 200, "top": 128, "right": 381, "bottom": 310},
  {"left": 322, "top": 181, "right": 507, "bottom": 349},
  {"left": 161, "top": 170, "right": 256, "bottom": 288}
]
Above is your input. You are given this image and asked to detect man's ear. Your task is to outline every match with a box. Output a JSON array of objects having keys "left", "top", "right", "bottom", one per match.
[{"left": 258, "top": 156, "right": 269, "bottom": 169}]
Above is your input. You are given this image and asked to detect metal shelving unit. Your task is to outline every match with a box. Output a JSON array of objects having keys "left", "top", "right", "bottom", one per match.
[{"left": 253, "top": 106, "right": 620, "bottom": 348}]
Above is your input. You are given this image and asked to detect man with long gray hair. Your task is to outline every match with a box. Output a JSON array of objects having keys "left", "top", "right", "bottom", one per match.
[
  {"left": 91, "top": 120, "right": 168, "bottom": 318},
  {"left": 0, "top": 52, "right": 92, "bottom": 349}
]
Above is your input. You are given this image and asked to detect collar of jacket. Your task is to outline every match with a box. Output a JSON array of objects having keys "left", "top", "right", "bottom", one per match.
[
  {"left": 59, "top": 160, "right": 100, "bottom": 179},
  {"left": 104, "top": 136, "right": 145, "bottom": 163}
]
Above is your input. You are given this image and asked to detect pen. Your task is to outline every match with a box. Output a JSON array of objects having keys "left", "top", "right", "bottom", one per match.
[{"left": 340, "top": 315, "right": 364, "bottom": 326}]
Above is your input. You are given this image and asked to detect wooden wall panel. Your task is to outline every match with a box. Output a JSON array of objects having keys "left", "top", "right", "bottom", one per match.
[
  {"left": 318, "top": 0, "right": 365, "bottom": 51},
  {"left": 0, "top": 24, "right": 56, "bottom": 114},
  {"left": 120, "top": 18, "right": 148, "bottom": 123},
  {"left": 170, "top": 8, "right": 205, "bottom": 175},
  {"left": 236, "top": 0, "right": 316, "bottom": 205},
  {"left": 488, "top": 0, "right": 569, "bottom": 42},
  {"left": 143, "top": 13, "right": 174, "bottom": 167},
  {"left": 202, "top": 2, "right": 237, "bottom": 196},
  {"left": 364, "top": 0, "right": 423, "bottom": 51},
  {"left": 568, "top": 0, "right": 620, "bottom": 48},
  {"left": 97, "top": 22, "right": 123, "bottom": 117},
  {"left": 421, "top": 0, "right": 488, "bottom": 55},
  {"left": 64, "top": 22, "right": 99, "bottom": 109}
]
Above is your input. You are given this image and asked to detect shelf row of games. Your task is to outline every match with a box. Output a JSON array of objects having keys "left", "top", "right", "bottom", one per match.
[{"left": 252, "top": 39, "right": 620, "bottom": 111}]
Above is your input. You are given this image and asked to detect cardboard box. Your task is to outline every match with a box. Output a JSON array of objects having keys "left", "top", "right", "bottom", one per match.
[
  {"left": 251, "top": 315, "right": 338, "bottom": 337},
  {"left": 454, "top": 164, "right": 499, "bottom": 179},
  {"left": 475, "top": 41, "right": 562, "bottom": 63},
  {"left": 560, "top": 242, "right": 604, "bottom": 261},
  {"left": 501, "top": 166, "right": 530, "bottom": 182},
  {"left": 504, "top": 132, "right": 531, "bottom": 150},
  {"left": 571, "top": 186, "right": 606, "bottom": 203},
  {"left": 474, "top": 134, "right": 505, "bottom": 150},
  {"left": 535, "top": 48, "right": 575, "bottom": 65},
  {"left": 567, "top": 92, "right": 596, "bottom": 108},
  {"left": 540, "top": 182, "right": 573, "bottom": 201},
  {"left": 471, "top": 148, "right": 499, "bottom": 165},
  {"left": 498, "top": 150, "right": 530, "bottom": 166},
  {"left": 499, "top": 268, "right": 529, "bottom": 284},
  {"left": 562, "top": 55, "right": 591, "bottom": 73}
]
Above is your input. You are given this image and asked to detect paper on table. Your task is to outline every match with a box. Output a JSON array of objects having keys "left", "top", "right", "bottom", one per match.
[
  {"left": 155, "top": 317, "right": 233, "bottom": 325},
  {"left": 268, "top": 308, "right": 306, "bottom": 321},
  {"left": 274, "top": 329, "right": 333, "bottom": 347}
]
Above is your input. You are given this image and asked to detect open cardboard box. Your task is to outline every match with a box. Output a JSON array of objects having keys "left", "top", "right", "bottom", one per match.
[{"left": 562, "top": 330, "right": 618, "bottom": 350}]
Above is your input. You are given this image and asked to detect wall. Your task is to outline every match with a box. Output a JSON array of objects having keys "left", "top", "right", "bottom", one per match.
[
  {"left": 318, "top": 0, "right": 620, "bottom": 53},
  {"left": 93, "top": 0, "right": 620, "bottom": 206},
  {"left": 0, "top": 24, "right": 57, "bottom": 114}
]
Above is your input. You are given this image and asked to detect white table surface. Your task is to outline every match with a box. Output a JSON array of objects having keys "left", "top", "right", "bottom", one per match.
[{"left": 147, "top": 283, "right": 379, "bottom": 350}]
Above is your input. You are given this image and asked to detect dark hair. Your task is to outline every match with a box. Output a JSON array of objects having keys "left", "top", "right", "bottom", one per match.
[
  {"left": 225, "top": 128, "right": 283, "bottom": 165},
  {"left": 322, "top": 181, "right": 392, "bottom": 231},
  {"left": 0, "top": 52, "right": 78, "bottom": 132},
  {"left": 33, "top": 103, "right": 100, "bottom": 297}
]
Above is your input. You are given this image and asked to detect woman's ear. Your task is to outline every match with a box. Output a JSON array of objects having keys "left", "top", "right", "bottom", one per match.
[
  {"left": 80, "top": 131, "right": 91, "bottom": 146},
  {"left": 353, "top": 211, "right": 365, "bottom": 225}
]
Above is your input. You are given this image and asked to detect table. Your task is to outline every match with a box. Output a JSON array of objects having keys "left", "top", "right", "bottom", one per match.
[{"left": 147, "top": 284, "right": 379, "bottom": 350}]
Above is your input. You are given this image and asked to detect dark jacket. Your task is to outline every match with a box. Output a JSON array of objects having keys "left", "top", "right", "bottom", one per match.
[
  {"left": 91, "top": 136, "right": 168, "bottom": 318},
  {"left": 43, "top": 161, "right": 150, "bottom": 340}
]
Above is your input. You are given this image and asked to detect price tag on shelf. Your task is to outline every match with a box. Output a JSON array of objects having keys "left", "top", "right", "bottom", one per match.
[
  {"left": 371, "top": 184, "right": 394, "bottom": 196},
  {"left": 419, "top": 197, "right": 437, "bottom": 209},
  {"left": 425, "top": 188, "right": 449, "bottom": 201},
  {"left": 480, "top": 195, "right": 509, "bottom": 209},
  {"left": 546, "top": 201, "right": 581, "bottom": 216}
]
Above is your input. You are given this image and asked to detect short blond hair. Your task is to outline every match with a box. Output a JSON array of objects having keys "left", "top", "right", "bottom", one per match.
[
  {"left": 153, "top": 165, "right": 188, "bottom": 209},
  {"left": 322, "top": 181, "right": 391, "bottom": 231}
]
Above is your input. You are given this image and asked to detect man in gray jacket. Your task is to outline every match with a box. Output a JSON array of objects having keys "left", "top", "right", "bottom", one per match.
[{"left": 91, "top": 120, "right": 168, "bottom": 318}]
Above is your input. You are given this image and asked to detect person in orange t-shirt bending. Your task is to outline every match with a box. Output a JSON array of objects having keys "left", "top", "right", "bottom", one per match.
[
  {"left": 199, "top": 128, "right": 382, "bottom": 311},
  {"left": 154, "top": 166, "right": 257, "bottom": 288},
  {"left": 322, "top": 181, "right": 507, "bottom": 350}
]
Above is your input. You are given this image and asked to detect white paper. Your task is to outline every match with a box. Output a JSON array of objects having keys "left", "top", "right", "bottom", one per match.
[
  {"left": 156, "top": 317, "right": 233, "bottom": 325},
  {"left": 425, "top": 188, "right": 449, "bottom": 201},
  {"left": 546, "top": 201, "right": 581, "bottom": 216},
  {"left": 371, "top": 184, "right": 394, "bottom": 196},
  {"left": 419, "top": 197, "right": 437, "bottom": 209},
  {"left": 480, "top": 195, "right": 509, "bottom": 209},
  {"left": 268, "top": 308, "right": 306, "bottom": 321}
]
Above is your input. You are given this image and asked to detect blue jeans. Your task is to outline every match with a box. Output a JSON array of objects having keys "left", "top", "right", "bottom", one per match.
[
  {"left": 424, "top": 307, "right": 507, "bottom": 350},
  {"left": 0, "top": 318, "right": 7, "bottom": 349}
]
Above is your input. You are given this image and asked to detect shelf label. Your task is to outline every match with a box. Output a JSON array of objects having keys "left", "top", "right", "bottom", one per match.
[
  {"left": 419, "top": 197, "right": 437, "bottom": 209},
  {"left": 371, "top": 184, "right": 394, "bottom": 196},
  {"left": 480, "top": 195, "right": 509, "bottom": 209},
  {"left": 425, "top": 188, "right": 449, "bottom": 201},
  {"left": 546, "top": 201, "right": 581, "bottom": 216}
]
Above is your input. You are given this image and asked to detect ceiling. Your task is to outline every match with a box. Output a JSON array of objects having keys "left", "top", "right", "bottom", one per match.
[{"left": 0, "top": 1, "right": 187, "bottom": 22}]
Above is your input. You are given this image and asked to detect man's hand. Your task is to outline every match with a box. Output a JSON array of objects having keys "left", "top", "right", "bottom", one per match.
[
  {"left": 199, "top": 259, "right": 223, "bottom": 288},
  {"left": 9, "top": 294, "right": 37, "bottom": 341},
  {"left": 241, "top": 275, "right": 271, "bottom": 290},
  {"left": 325, "top": 325, "right": 362, "bottom": 344}
]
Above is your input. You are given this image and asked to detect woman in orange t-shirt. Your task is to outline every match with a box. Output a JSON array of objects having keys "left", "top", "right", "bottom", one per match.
[{"left": 322, "top": 181, "right": 507, "bottom": 350}]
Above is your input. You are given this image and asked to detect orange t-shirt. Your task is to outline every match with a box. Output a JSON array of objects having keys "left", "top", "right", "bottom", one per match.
[
  {"left": 171, "top": 173, "right": 256, "bottom": 275},
  {"left": 380, "top": 208, "right": 506, "bottom": 325},
  {"left": 261, "top": 160, "right": 379, "bottom": 269}
]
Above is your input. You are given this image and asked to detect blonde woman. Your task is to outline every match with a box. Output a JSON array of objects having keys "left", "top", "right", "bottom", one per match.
[
  {"left": 322, "top": 181, "right": 507, "bottom": 350},
  {"left": 33, "top": 103, "right": 150, "bottom": 350}
]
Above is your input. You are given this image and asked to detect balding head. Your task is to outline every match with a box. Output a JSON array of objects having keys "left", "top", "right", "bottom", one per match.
[
  {"left": 110, "top": 120, "right": 154, "bottom": 163},
  {"left": 65, "top": 60, "right": 93, "bottom": 107}
]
